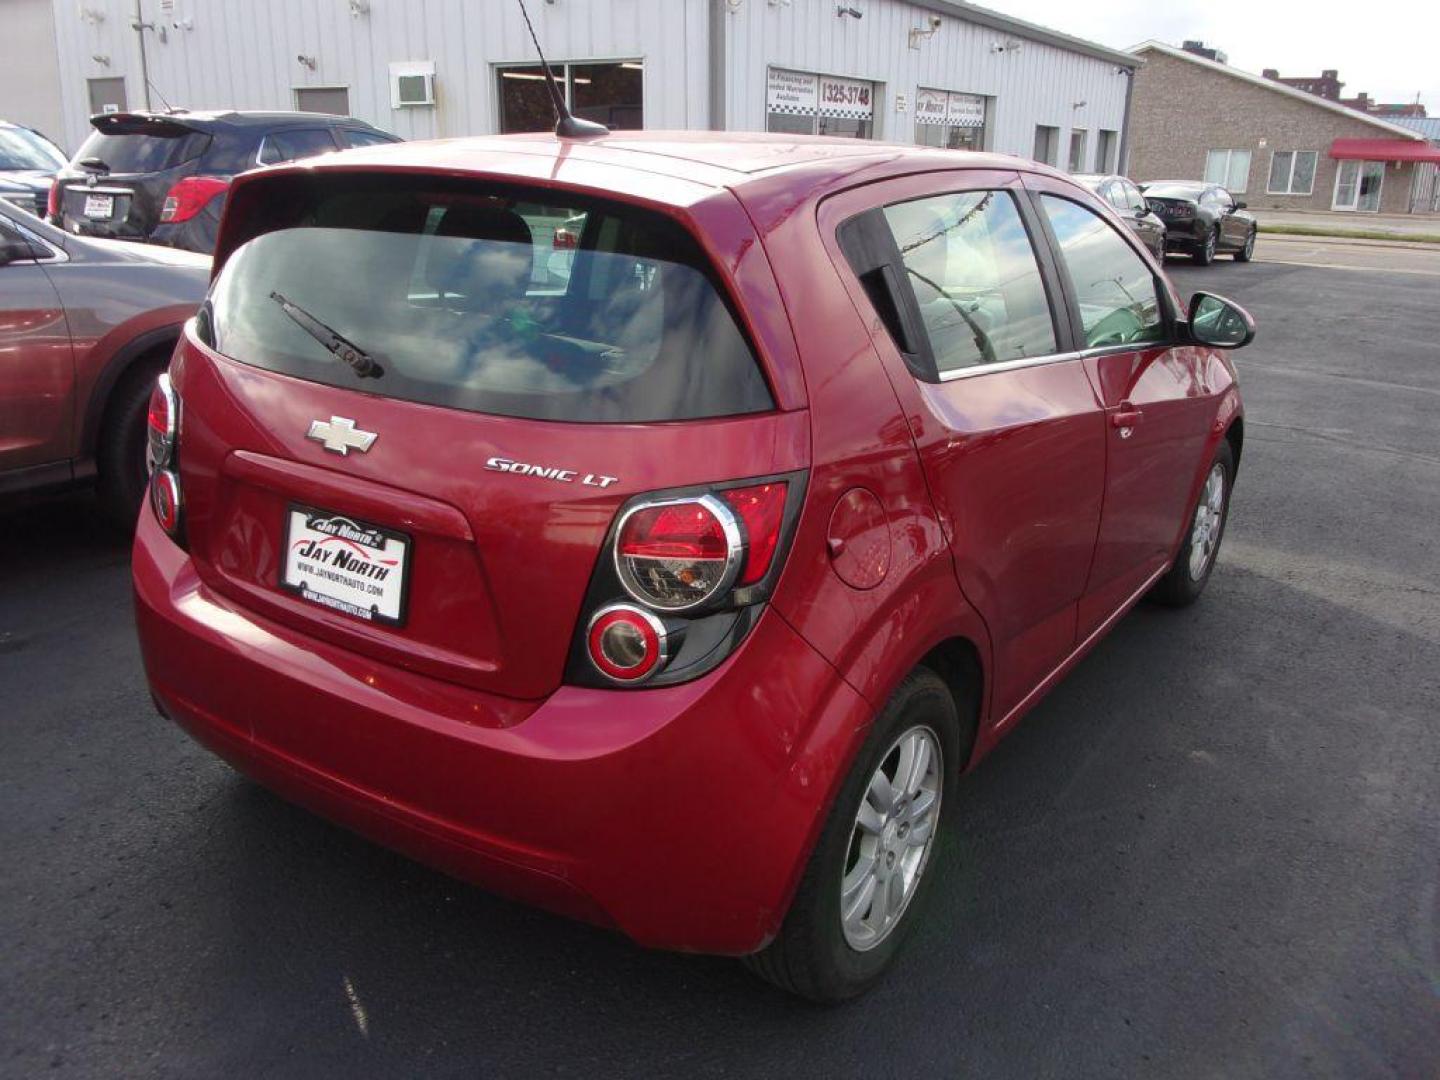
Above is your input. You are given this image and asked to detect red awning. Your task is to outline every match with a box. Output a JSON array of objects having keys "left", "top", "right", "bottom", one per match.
[{"left": 1329, "top": 138, "right": 1440, "bottom": 163}]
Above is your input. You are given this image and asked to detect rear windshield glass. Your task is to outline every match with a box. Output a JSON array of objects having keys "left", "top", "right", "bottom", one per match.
[
  {"left": 1142, "top": 184, "right": 1202, "bottom": 200},
  {"left": 203, "top": 179, "right": 774, "bottom": 423},
  {"left": 74, "top": 128, "right": 210, "bottom": 174}
]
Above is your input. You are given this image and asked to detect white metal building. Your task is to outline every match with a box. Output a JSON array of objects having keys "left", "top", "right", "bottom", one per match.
[{"left": 5, "top": 0, "right": 1138, "bottom": 171}]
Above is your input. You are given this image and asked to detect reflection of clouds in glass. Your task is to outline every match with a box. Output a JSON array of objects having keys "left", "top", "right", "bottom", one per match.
[{"left": 209, "top": 224, "right": 769, "bottom": 422}]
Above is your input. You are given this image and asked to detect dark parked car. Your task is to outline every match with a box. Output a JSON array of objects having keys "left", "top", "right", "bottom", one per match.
[
  {"left": 0, "top": 203, "right": 208, "bottom": 525},
  {"left": 135, "top": 133, "right": 1254, "bottom": 1002},
  {"left": 1141, "top": 181, "right": 1257, "bottom": 265},
  {"left": 47, "top": 110, "right": 400, "bottom": 253},
  {"left": 0, "top": 120, "right": 67, "bottom": 220},
  {"left": 1074, "top": 173, "right": 1166, "bottom": 258}
]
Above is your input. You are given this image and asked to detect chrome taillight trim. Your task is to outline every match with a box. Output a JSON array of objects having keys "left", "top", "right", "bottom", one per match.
[
  {"left": 150, "top": 467, "right": 183, "bottom": 534},
  {"left": 146, "top": 372, "right": 179, "bottom": 475},
  {"left": 585, "top": 602, "right": 670, "bottom": 684},
  {"left": 612, "top": 492, "right": 746, "bottom": 613}
]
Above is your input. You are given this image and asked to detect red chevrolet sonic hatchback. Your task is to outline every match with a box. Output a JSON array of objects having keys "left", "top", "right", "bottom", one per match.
[{"left": 134, "top": 132, "right": 1253, "bottom": 1001}]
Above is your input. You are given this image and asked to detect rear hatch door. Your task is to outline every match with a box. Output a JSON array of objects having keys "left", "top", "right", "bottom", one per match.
[
  {"left": 174, "top": 168, "right": 806, "bottom": 701},
  {"left": 55, "top": 114, "right": 210, "bottom": 239}
]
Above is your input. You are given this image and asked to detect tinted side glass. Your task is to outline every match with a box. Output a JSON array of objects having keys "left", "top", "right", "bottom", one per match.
[
  {"left": 73, "top": 129, "right": 210, "bottom": 173},
  {"left": 880, "top": 190, "right": 1057, "bottom": 374},
  {"left": 258, "top": 128, "right": 339, "bottom": 165},
  {"left": 206, "top": 177, "right": 774, "bottom": 423},
  {"left": 1040, "top": 195, "right": 1165, "bottom": 349},
  {"left": 339, "top": 128, "right": 400, "bottom": 149}
]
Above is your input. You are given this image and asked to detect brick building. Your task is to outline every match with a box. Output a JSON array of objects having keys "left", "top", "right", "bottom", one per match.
[
  {"left": 1260, "top": 66, "right": 1427, "bottom": 119},
  {"left": 1128, "top": 41, "right": 1439, "bottom": 214}
]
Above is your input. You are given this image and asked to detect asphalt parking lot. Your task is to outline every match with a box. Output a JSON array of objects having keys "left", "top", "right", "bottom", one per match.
[{"left": 2, "top": 248, "right": 1437, "bottom": 1078}]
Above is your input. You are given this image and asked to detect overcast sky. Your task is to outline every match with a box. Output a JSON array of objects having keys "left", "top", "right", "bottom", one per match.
[{"left": 991, "top": 1, "right": 1440, "bottom": 113}]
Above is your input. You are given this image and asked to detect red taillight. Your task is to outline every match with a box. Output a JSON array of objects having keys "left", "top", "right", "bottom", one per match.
[
  {"left": 586, "top": 605, "right": 667, "bottom": 683},
  {"left": 150, "top": 469, "right": 182, "bottom": 535},
  {"left": 46, "top": 181, "right": 60, "bottom": 220},
  {"left": 159, "top": 176, "right": 229, "bottom": 224},
  {"left": 553, "top": 227, "right": 578, "bottom": 250},
  {"left": 720, "top": 482, "right": 788, "bottom": 586},
  {"left": 616, "top": 495, "right": 741, "bottom": 612},
  {"left": 145, "top": 373, "right": 177, "bottom": 474}
]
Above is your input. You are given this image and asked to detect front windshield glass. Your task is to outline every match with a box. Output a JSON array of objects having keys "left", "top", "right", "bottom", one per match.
[{"left": 0, "top": 128, "right": 65, "bottom": 171}]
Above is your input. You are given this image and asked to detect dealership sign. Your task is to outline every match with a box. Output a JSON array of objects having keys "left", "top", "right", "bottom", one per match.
[
  {"left": 768, "top": 68, "right": 874, "bottom": 120},
  {"left": 767, "top": 68, "right": 819, "bottom": 115},
  {"left": 916, "top": 88, "right": 986, "bottom": 128}
]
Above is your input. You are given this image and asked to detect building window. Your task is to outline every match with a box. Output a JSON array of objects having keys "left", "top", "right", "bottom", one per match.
[
  {"left": 1095, "top": 129, "right": 1118, "bottom": 173},
  {"left": 913, "top": 88, "right": 987, "bottom": 151},
  {"left": 1033, "top": 125, "right": 1059, "bottom": 166},
  {"left": 295, "top": 87, "right": 350, "bottom": 116},
  {"left": 87, "top": 77, "right": 127, "bottom": 115},
  {"left": 1205, "top": 149, "right": 1252, "bottom": 193},
  {"left": 1267, "top": 150, "right": 1318, "bottom": 195},
  {"left": 1067, "top": 129, "right": 1087, "bottom": 172},
  {"left": 498, "top": 61, "right": 643, "bottom": 133},
  {"left": 766, "top": 68, "right": 875, "bottom": 139}
]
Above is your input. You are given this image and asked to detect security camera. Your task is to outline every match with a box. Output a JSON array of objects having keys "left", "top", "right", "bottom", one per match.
[{"left": 929, "top": 15, "right": 942, "bottom": 29}]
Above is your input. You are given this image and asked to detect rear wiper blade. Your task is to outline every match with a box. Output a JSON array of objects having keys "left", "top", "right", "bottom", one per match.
[
  {"left": 76, "top": 157, "right": 110, "bottom": 174},
  {"left": 269, "top": 292, "right": 384, "bottom": 379}
]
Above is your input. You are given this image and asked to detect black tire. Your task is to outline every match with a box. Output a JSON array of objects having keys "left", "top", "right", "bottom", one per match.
[
  {"left": 96, "top": 361, "right": 165, "bottom": 532},
  {"left": 1150, "top": 440, "right": 1235, "bottom": 608},
  {"left": 743, "top": 667, "right": 973, "bottom": 1002},
  {"left": 1233, "top": 227, "right": 1256, "bottom": 262},
  {"left": 1193, "top": 226, "right": 1218, "bottom": 266}
]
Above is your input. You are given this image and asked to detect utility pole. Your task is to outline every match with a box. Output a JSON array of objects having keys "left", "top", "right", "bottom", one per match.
[{"left": 132, "top": 0, "right": 154, "bottom": 110}]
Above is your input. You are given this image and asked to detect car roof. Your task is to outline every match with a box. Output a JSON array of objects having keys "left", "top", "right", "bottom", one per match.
[{"left": 297, "top": 130, "right": 1054, "bottom": 190}]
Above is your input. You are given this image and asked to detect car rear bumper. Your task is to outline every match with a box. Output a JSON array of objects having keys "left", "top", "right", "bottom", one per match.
[{"left": 132, "top": 508, "right": 871, "bottom": 954}]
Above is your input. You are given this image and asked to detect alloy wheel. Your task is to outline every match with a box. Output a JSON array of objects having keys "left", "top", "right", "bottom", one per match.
[
  {"left": 1188, "top": 462, "right": 1227, "bottom": 580},
  {"left": 839, "top": 725, "right": 943, "bottom": 951}
]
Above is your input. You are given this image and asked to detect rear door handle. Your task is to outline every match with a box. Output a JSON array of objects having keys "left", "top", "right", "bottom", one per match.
[{"left": 1112, "top": 407, "right": 1144, "bottom": 428}]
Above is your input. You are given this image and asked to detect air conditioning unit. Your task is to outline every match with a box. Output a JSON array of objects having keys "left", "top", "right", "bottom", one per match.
[{"left": 389, "top": 61, "right": 436, "bottom": 108}]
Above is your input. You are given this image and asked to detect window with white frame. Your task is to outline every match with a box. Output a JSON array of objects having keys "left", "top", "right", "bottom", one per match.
[
  {"left": 1205, "top": 149, "right": 1252, "bottom": 193},
  {"left": 1267, "top": 150, "right": 1318, "bottom": 195}
]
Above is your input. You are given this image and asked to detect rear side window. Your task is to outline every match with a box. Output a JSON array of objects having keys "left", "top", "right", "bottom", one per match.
[
  {"left": 1040, "top": 195, "right": 1165, "bottom": 349},
  {"left": 204, "top": 178, "right": 773, "bottom": 423},
  {"left": 257, "top": 128, "right": 339, "bottom": 165},
  {"left": 880, "top": 190, "right": 1057, "bottom": 374},
  {"left": 339, "top": 128, "right": 400, "bottom": 149}
]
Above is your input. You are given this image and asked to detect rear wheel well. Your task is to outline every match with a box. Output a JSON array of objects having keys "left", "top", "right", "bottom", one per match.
[
  {"left": 81, "top": 329, "right": 181, "bottom": 461},
  {"left": 916, "top": 638, "right": 983, "bottom": 770}
]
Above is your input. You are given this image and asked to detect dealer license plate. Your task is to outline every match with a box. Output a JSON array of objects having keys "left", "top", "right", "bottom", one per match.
[
  {"left": 280, "top": 505, "right": 410, "bottom": 626},
  {"left": 83, "top": 194, "right": 114, "bottom": 219}
]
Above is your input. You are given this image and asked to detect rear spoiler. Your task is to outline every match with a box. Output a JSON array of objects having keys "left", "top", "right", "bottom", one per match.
[{"left": 88, "top": 112, "right": 200, "bottom": 139}]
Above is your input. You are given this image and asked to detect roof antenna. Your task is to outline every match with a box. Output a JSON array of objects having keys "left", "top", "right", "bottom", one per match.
[{"left": 516, "top": 0, "right": 608, "bottom": 139}]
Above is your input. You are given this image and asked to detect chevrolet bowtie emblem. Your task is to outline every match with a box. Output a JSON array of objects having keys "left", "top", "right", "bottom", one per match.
[{"left": 306, "top": 416, "right": 377, "bottom": 456}]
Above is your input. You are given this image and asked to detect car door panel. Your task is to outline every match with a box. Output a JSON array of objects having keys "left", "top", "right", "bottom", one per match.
[
  {"left": 1025, "top": 174, "right": 1221, "bottom": 637},
  {"left": 822, "top": 171, "right": 1107, "bottom": 724},
  {"left": 0, "top": 242, "right": 74, "bottom": 473}
]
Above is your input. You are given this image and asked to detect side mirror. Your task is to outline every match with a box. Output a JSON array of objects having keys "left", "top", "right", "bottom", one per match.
[
  {"left": 1232, "top": 200, "right": 1247, "bottom": 211},
  {"left": 1188, "top": 292, "right": 1255, "bottom": 349}
]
